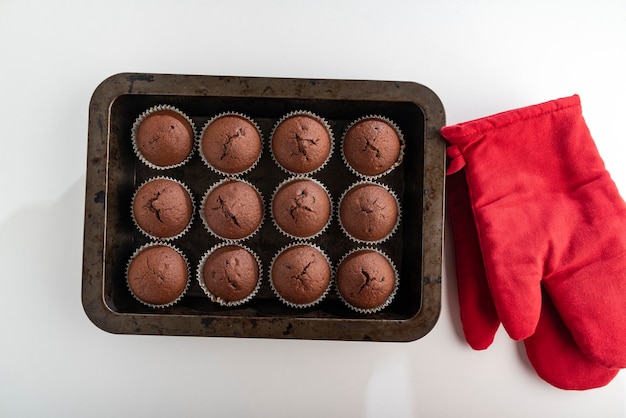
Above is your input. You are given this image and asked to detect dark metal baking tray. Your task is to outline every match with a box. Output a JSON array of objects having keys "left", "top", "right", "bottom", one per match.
[{"left": 82, "top": 72, "right": 445, "bottom": 341}]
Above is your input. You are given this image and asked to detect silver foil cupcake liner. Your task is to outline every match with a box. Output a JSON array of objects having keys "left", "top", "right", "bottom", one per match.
[
  {"left": 130, "top": 175, "right": 195, "bottom": 241},
  {"left": 337, "top": 180, "right": 401, "bottom": 245},
  {"left": 131, "top": 104, "right": 196, "bottom": 170},
  {"left": 340, "top": 115, "right": 405, "bottom": 180},
  {"left": 125, "top": 242, "right": 191, "bottom": 309},
  {"left": 269, "top": 110, "right": 334, "bottom": 176},
  {"left": 335, "top": 246, "right": 399, "bottom": 314},
  {"left": 199, "top": 178, "right": 265, "bottom": 242},
  {"left": 197, "top": 112, "right": 263, "bottom": 177},
  {"left": 196, "top": 243, "right": 263, "bottom": 307},
  {"left": 270, "top": 176, "right": 333, "bottom": 241},
  {"left": 269, "top": 242, "right": 333, "bottom": 309}
]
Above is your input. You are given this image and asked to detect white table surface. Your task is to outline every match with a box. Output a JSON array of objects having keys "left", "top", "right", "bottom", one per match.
[{"left": 1, "top": 0, "right": 625, "bottom": 417}]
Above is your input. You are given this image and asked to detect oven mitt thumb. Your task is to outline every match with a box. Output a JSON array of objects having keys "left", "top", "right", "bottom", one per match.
[
  {"left": 446, "top": 170, "right": 499, "bottom": 350},
  {"left": 441, "top": 95, "right": 626, "bottom": 369},
  {"left": 447, "top": 170, "right": 618, "bottom": 390}
]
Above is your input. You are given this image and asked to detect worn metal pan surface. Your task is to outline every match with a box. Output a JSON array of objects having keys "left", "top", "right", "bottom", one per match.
[{"left": 82, "top": 73, "right": 445, "bottom": 341}]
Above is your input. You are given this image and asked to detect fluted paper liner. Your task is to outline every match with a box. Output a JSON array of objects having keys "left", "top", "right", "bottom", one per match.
[
  {"left": 270, "top": 176, "right": 333, "bottom": 241},
  {"left": 341, "top": 115, "right": 405, "bottom": 180},
  {"left": 196, "top": 243, "right": 262, "bottom": 307},
  {"left": 269, "top": 110, "right": 334, "bottom": 175},
  {"left": 198, "top": 112, "right": 263, "bottom": 177},
  {"left": 125, "top": 242, "right": 190, "bottom": 309},
  {"left": 335, "top": 247, "right": 398, "bottom": 314},
  {"left": 131, "top": 104, "right": 196, "bottom": 170},
  {"left": 130, "top": 176, "right": 195, "bottom": 241},
  {"left": 269, "top": 242, "right": 333, "bottom": 308},
  {"left": 199, "top": 178, "right": 265, "bottom": 242},
  {"left": 337, "top": 180, "right": 401, "bottom": 245}
]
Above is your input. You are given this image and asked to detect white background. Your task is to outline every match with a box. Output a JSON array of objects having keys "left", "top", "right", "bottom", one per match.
[{"left": 1, "top": 0, "right": 626, "bottom": 417}]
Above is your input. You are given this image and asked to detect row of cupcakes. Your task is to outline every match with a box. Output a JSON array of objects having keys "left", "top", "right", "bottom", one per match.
[
  {"left": 126, "top": 242, "right": 398, "bottom": 313},
  {"left": 131, "top": 176, "right": 401, "bottom": 244},
  {"left": 131, "top": 105, "right": 405, "bottom": 179}
]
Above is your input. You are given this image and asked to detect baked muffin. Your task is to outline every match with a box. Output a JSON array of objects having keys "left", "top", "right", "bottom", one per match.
[
  {"left": 270, "top": 244, "right": 331, "bottom": 307},
  {"left": 343, "top": 117, "right": 403, "bottom": 177},
  {"left": 126, "top": 244, "right": 189, "bottom": 307},
  {"left": 133, "top": 106, "right": 195, "bottom": 168},
  {"left": 336, "top": 249, "right": 396, "bottom": 312},
  {"left": 202, "top": 179, "right": 264, "bottom": 240},
  {"left": 132, "top": 177, "right": 194, "bottom": 240},
  {"left": 339, "top": 182, "right": 398, "bottom": 242},
  {"left": 199, "top": 245, "right": 261, "bottom": 306},
  {"left": 272, "top": 178, "right": 331, "bottom": 239},
  {"left": 271, "top": 112, "right": 332, "bottom": 174},
  {"left": 200, "top": 113, "right": 262, "bottom": 175}
]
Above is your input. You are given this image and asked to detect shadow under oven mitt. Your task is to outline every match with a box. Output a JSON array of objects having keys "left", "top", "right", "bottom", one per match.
[
  {"left": 441, "top": 95, "right": 626, "bottom": 370},
  {"left": 447, "top": 169, "right": 618, "bottom": 390}
]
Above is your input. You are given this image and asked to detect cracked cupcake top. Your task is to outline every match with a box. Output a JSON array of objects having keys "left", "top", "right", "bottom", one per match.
[
  {"left": 339, "top": 183, "right": 398, "bottom": 242},
  {"left": 272, "top": 178, "right": 331, "bottom": 239},
  {"left": 270, "top": 244, "right": 331, "bottom": 306},
  {"left": 132, "top": 178, "right": 193, "bottom": 239},
  {"left": 200, "top": 245, "right": 260, "bottom": 304},
  {"left": 336, "top": 249, "right": 396, "bottom": 311},
  {"left": 200, "top": 114, "right": 262, "bottom": 175},
  {"left": 134, "top": 109, "right": 194, "bottom": 168},
  {"left": 202, "top": 180, "right": 264, "bottom": 240},
  {"left": 127, "top": 244, "right": 189, "bottom": 307},
  {"left": 271, "top": 114, "right": 332, "bottom": 174},
  {"left": 343, "top": 117, "right": 402, "bottom": 177}
]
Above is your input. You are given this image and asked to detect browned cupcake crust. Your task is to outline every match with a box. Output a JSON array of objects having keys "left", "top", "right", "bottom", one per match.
[
  {"left": 272, "top": 179, "right": 331, "bottom": 238},
  {"left": 339, "top": 183, "right": 398, "bottom": 242},
  {"left": 336, "top": 249, "right": 396, "bottom": 311},
  {"left": 343, "top": 118, "right": 402, "bottom": 176},
  {"left": 132, "top": 178, "right": 193, "bottom": 239},
  {"left": 201, "top": 245, "right": 260, "bottom": 304},
  {"left": 200, "top": 114, "right": 262, "bottom": 174},
  {"left": 271, "top": 245, "right": 331, "bottom": 306},
  {"left": 271, "top": 114, "right": 331, "bottom": 173},
  {"left": 134, "top": 109, "right": 194, "bottom": 167},
  {"left": 202, "top": 180, "right": 264, "bottom": 240},
  {"left": 127, "top": 245, "right": 189, "bottom": 307}
]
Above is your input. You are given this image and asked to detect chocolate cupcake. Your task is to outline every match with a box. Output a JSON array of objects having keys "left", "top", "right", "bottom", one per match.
[
  {"left": 201, "top": 179, "right": 264, "bottom": 241},
  {"left": 131, "top": 177, "right": 194, "bottom": 240},
  {"left": 271, "top": 111, "right": 332, "bottom": 174},
  {"left": 126, "top": 243, "right": 190, "bottom": 308},
  {"left": 198, "top": 244, "right": 261, "bottom": 306},
  {"left": 342, "top": 116, "right": 404, "bottom": 178},
  {"left": 339, "top": 182, "right": 399, "bottom": 243},
  {"left": 199, "top": 113, "right": 263, "bottom": 175},
  {"left": 270, "top": 244, "right": 332, "bottom": 307},
  {"left": 271, "top": 177, "right": 331, "bottom": 240},
  {"left": 132, "top": 105, "right": 195, "bottom": 169},
  {"left": 335, "top": 248, "right": 397, "bottom": 313}
]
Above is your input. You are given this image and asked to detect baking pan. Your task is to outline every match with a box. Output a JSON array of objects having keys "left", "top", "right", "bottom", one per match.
[{"left": 82, "top": 72, "right": 445, "bottom": 341}]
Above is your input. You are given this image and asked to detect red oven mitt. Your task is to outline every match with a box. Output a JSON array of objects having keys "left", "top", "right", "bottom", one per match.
[
  {"left": 441, "top": 95, "right": 626, "bottom": 370},
  {"left": 447, "top": 170, "right": 618, "bottom": 390}
]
